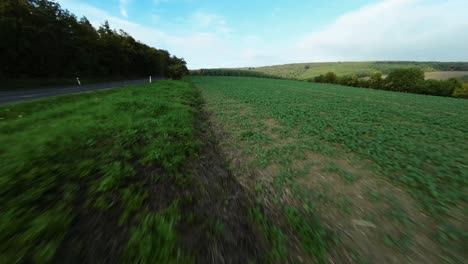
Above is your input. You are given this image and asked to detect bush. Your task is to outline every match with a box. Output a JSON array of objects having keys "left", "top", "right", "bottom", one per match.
[
  {"left": 322, "top": 72, "right": 338, "bottom": 84},
  {"left": 314, "top": 72, "right": 338, "bottom": 84},
  {"left": 168, "top": 64, "right": 187, "bottom": 80},
  {"left": 314, "top": 75, "right": 324, "bottom": 82},
  {"left": 338, "top": 75, "right": 359, "bottom": 87},
  {"left": 311, "top": 68, "right": 462, "bottom": 98},
  {"left": 385, "top": 68, "right": 425, "bottom": 92},
  {"left": 358, "top": 79, "right": 370, "bottom": 88},
  {"left": 416, "top": 78, "right": 461, "bottom": 96},
  {"left": 369, "top": 72, "right": 384, "bottom": 90},
  {"left": 453, "top": 83, "right": 468, "bottom": 98}
]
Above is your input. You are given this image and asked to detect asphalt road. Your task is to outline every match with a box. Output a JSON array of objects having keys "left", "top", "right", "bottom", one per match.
[{"left": 0, "top": 79, "right": 152, "bottom": 105}]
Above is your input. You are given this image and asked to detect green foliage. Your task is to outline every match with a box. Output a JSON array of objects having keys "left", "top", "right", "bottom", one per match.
[
  {"left": 0, "top": 80, "right": 198, "bottom": 261},
  {"left": 0, "top": 0, "right": 186, "bottom": 81},
  {"left": 368, "top": 72, "right": 384, "bottom": 89},
  {"left": 190, "top": 68, "right": 288, "bottom": 80},
  {"left": 313, "top": 68, "right": 462, "bottom": 97},
  {"left": 124, "top": 203, "right": 192, "bottom": 264},
  {"left": 239, "top": 61, "right": 468, "bottom": 81},
  {"left": 338, "top": 74, "right": 360, "bottom": 87},
  {"left": 285, "top": 206, "right": 328, "bottom": 263},
  {"left": 452, "top": 83, "right": 468, "bottom": 98},
  {"left": 119, "top": 186, "right": 149, "bottom": 224},
  {"left": 385, "top": 68, "right": 425, "bottom": 92},
  {"left": 315, "top": 72, "right": 338, "bottom": 83},
  {"left": 169, "top": 58, "right": 189, "bottom": 80},
  {"left": 415, "top": 78, "right": 461, "bottom": 96},
  {"left": 249, "top": 207, "right": 289, "bottom": 262},
  {"left": 194, "top": 76, "right": 468, "bottom": 215}
]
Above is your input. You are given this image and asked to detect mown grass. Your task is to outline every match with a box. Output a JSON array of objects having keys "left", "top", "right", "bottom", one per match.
[
  {"left": 194, "top": 76, "right": 468, "bottom": 262},
  {"left": 0, "top": 80, "right": 199, "bottom": 262}
]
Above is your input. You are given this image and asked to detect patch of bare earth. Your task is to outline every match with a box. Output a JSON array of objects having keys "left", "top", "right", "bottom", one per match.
[{"left": 202, "top": 94, "right": 451, "bottom": 263}]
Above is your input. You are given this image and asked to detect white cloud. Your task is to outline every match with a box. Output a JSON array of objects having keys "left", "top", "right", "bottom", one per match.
[
  {"left": 119, "top": 0, "right": 130, "bottom": 17},
  {"left": 293, "top": 0, "right": 468, "bottom": 62},
  {"left": 55, "top": 0, "right": 468, "bottom": 69},
  {"left": 189, "top": 11, "right": 231, "bottom": 34},
  {"left": 56, "top": 0, "right": 235, "bottom": 68}
]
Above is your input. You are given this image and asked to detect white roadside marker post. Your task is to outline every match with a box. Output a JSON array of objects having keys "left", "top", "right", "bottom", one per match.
[
  {"left": 76, "top": 77, "right": 81, "bottom": 86},
  {"left": 149, "top": 76, "right": 152, "bottom": 83}
]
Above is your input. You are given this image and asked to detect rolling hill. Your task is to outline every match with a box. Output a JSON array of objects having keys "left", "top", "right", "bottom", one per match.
[{"left": 237, "top": 61, "right": 468, "bottom": 80}]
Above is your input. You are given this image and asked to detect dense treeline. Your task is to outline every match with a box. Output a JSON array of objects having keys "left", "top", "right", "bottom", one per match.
[
  {"left": 191, "top": 69, "right": 288, "bottom": 80},
  {"left": 374, "top": 61, "right": 468, "bottom": 71},
  {"left": 313, "top": 68, "right": 467, "bottom": 98},
  {"left": 0, "top": 0, "right": 187, "bottom": 81}
]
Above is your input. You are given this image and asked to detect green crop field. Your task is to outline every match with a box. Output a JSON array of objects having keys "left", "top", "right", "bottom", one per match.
[
  {"left": 238, "top": 61, "right": 468, "bottom": 80},
  {"left": 1, "top": 76, "right": 467, "bottom": 263},
  {"left": 193, "top": 76, "right": 468, "bottom": 263}
]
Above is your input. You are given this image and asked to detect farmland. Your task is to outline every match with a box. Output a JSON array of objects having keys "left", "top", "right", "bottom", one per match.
[
  {"left": 238, "top": 61, "right": 468, "bottom": 80},
  {"left": 425, "top": 71, "right": 468, "bottom": 80},
  {"left": 193, "top": 76, "right": 468, "bottom": 263},
  {"left": 1, "top": 76, "right": 467, "bottom": 263}
]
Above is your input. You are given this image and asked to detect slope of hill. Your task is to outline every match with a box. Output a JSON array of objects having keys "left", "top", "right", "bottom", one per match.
[{"left": 238, "top": 61, "right": 468, "bottom": 80}]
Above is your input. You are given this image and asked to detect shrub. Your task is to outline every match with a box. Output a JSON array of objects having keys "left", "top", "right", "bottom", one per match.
[
  {"left": 358, "top": 79, "right": 370, "bottom": 88},
  {"left": 369, "top": 72, "right": 384, "bottom": 90},
  {"left": 314, "top": 75, "right": 324, "bottom": 83},
  {"left": 322, "top": 72, "right": 338, "bottom": 84},
  {"left": 416, "top": 78, "right": 461, "bottom": 96},
  {"left": 385, "top": 68, "right": 425, "bottom": 92},
  {"left": 338, "top": 75, "right": 359, "bottom": 87},
  {"left": 453, "top": 83, "right": 468, "bottom": 98},
  {"left": 168, "top": 64, "right": 187, "bottom": 80}
]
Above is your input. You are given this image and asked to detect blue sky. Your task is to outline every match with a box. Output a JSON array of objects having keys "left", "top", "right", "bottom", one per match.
[{"left": 56, "top": 0, "right": 468, "bottom": 69}]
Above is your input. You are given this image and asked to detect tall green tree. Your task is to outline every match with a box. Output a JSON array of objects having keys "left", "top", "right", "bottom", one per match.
[{"left": 0, "top": 0, "right": 187, "bottom": 82}]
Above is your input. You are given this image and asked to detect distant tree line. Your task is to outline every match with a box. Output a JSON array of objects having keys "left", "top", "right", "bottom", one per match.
[
  {"left": 374, "top": 61, "right": 468, "bottom": 71},
  {"left": 0, "top": 0, "right": 188, "bottom": 81},
  {"left": 312, "top": 68, "right": 467, "bottom": 98},
  {"left": 190, "top": 69, "right": 289, "bottom": 80}
]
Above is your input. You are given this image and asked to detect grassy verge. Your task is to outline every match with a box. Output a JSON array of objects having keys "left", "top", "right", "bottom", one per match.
[{"left": 0, "top": 80, "right": 199, "bottom": 262}]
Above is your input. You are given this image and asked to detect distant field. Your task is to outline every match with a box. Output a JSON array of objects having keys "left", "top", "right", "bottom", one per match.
[
  {"left": 425, "top": 71, "right": 468, "bottom": 80},
  {"left": 194, "top": 76, "right": 468, "bottom": 263},
  {"left": 237, "top": 61, "right": 468, "bottom": 80}
]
